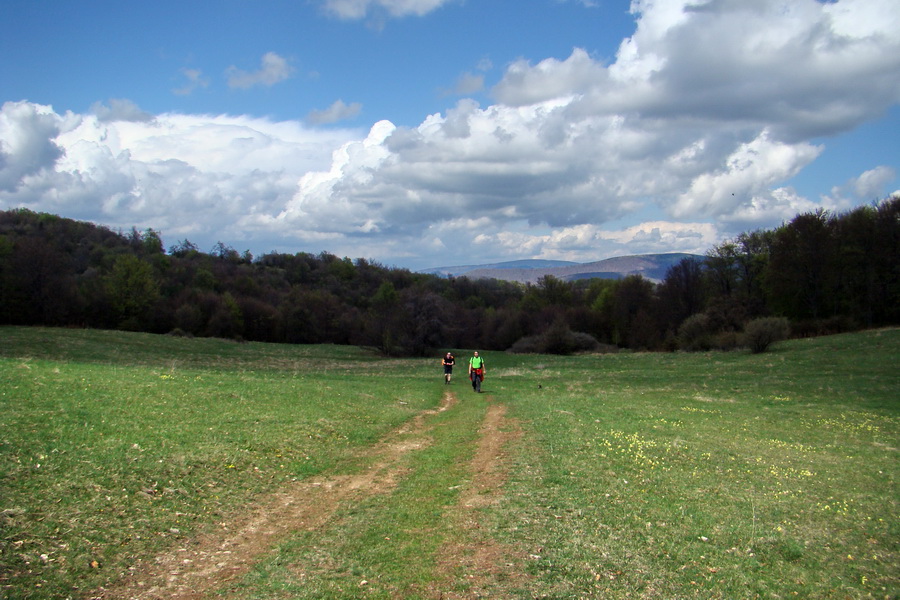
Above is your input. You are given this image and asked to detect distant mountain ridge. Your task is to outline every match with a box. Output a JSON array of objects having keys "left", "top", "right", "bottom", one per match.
[
  {"left": 419, "top": 259, "right": 578, "bottom": 278},
  {"left": 420, "top": 253, "right": 701, "bottom": 284}
]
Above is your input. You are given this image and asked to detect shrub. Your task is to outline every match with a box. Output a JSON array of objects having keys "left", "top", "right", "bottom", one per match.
[
  {"left": 507, "top": 323, "right": 601, "bottom": 355},
  {"left": 711, "top": 330, "right": 741, "bottom": 351},
  {"left": 791, "top": 316, "right": 859, "bottom": 338},
  {"left": 742, "top": 317, "right": 791, "bottom": 353},
  {"left": 507, "top": 334, "right": 543, "bottom": 354},
  {"left": 569, "top": 331, "right": 603, "bottom": 353},
  {"left": 677, "top": 313, "right": 714, "bottom": 351},
  {"left": 593, "top": 343, "right": 620, "bottom": 354}
]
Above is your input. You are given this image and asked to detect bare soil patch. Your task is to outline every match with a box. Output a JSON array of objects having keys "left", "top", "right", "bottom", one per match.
[{"left": 90, "top": 392, "right": 457, "bottom": 600}]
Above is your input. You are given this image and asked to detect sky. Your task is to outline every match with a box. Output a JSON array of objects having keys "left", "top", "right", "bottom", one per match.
[{"left": 1, "top": 0, "right": 899, "bottom": 271}]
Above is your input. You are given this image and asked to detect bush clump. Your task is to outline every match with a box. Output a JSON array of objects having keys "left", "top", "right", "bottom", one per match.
[
  {"left": 677, "top": 313, "right": 715, "bottom": 351},
  {"left": 711, "top": 330, "right": 741, "bottom": 351},
  {"left": 742, "top": 317, "right": 791, "bottom": 353},
  {"left": 508, "top": 321, "right": 601, "bottom": 355}
]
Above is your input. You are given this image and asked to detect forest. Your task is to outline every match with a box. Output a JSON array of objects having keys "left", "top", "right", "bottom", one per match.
[{"left": 1, "top": 195, "right": 898, "bottom": 356}]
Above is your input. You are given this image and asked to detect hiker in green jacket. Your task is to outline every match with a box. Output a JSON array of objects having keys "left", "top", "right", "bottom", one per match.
[{"left": 468, "top": 351, "right": 485, "bottom": 393}]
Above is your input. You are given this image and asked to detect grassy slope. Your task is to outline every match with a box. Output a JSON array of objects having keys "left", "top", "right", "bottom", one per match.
[
  {"left": 489, "top": 329, "right": 899, "bottom": 598},
  {"left": 1, "top": 328, "right": 437, "bottom": 598},
  {"left": 1, "top": 326, "right": 898, "bottom": 599}
]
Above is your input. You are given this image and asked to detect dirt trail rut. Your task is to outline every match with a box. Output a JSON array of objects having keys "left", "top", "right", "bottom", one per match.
[
  {"left": 91, "top": 392, "right": 522, "bottom": 600},
  {"left": 428, "top": 402, "right": 524, "bottom": 599}
]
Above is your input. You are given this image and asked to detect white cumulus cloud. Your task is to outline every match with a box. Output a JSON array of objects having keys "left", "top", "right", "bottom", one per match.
[
  {"left": 91, "top": 99, "right": 155, "bottom": 123},
  {"left": 322, "top": 0, "right": 456, "bottom": 19},
  {"left": 307, "top": 100, "right": 363, "bottom": 125},
  {"left": 0, "top": 102, "right": 67, "bottom": 193},
  {"left": 0, "top": 100, "right": 359, "bottom": 250},
  {"left": 173, "top": 68, "right": 211, "bottom": 96},
  {"left": 226, "top": 52, "right": 294, "bottom": 90},
  {"left": 279, "top": 0, "right": 899, "bottom": 264},
  {"left": 823, "top": 166, "right": 899, "bottom": 209}
]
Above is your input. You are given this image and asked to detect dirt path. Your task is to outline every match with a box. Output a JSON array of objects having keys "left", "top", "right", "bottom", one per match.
[
  {"left": 428, "top": 402, "right": 525, "bottom": 599},
  {"left": 90, "top": 392, "right": 523, "bottom": 600}
]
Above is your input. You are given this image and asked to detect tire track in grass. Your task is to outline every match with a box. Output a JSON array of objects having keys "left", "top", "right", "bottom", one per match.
[
  {"left": 428, "top": 400, "right": 527, "bottom": 599},
  {"left": 90, "top": 392, "right": 457, "bottom": 600}
]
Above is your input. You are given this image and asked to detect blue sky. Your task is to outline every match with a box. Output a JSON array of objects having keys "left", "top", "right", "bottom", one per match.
[{"left": 2, "top": 0, "right": 898, "bottom": 270}]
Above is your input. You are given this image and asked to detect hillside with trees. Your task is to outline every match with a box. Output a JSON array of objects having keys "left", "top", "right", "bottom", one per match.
[{"left": 1, "top": 195, "right": 898, "bottom": 355}]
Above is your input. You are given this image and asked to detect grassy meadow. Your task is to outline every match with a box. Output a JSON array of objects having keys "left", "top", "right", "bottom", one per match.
[{"left": 1, "top": 326, "right": 898, "bottom": 599}]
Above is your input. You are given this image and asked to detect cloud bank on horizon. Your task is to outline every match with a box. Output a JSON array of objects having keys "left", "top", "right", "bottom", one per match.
[{"left": 1, "top": 0, "right": 898, "bottom": 270}]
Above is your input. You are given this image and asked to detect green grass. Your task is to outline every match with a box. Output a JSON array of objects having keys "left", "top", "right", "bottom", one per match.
[
  {"left": 222, "top": 390, "right": 487, "bottom": 600},
  {"left": 0, "top": 328, "right": 437, "bottom": 599},
  {"left": 1, "top": 326, "right": 898, "bottom": 599},
  {"left": 486, "top": 331, "right": 900, "bottom": 598}
]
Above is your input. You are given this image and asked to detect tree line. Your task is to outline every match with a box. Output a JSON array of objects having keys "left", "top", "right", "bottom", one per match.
[{"left": 1, "top": 196, "right": 897, "bottom": 355}]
